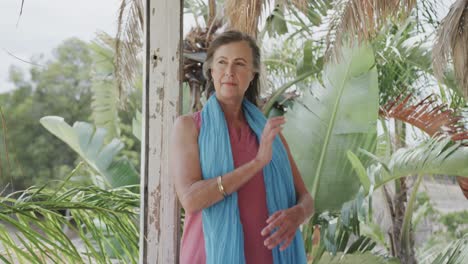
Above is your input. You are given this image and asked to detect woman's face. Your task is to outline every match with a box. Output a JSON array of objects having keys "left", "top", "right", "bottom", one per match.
[{"left": 210, "top": 41, "right": 255, "bottom": 103}]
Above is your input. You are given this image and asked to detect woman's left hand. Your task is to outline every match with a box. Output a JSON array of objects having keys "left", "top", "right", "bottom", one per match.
[{"left": 261, "top": 205, "right": 305, "bottom": 251}]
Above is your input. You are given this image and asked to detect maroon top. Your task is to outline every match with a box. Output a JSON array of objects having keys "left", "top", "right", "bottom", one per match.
[{"left": 179, "top": 111, "right": 273, "bottom": 264}]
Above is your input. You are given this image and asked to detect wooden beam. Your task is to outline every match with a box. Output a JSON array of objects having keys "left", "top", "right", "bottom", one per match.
[{"left": 140, "top": 0, "right": 183, "bottom": 263}]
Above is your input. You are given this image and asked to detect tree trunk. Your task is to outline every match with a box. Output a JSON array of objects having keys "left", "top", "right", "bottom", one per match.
[
  {"left": 140, "top": 0, "right": 183, "bottom": 263},
  {"left": 391, "top": 120, "right": 417, "bottom": 264}
]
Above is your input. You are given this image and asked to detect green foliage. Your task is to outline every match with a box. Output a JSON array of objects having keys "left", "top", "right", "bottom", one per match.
[
  {"left": 0, "top": 35, "right": 142, "bottom": 194},
  {"left": 364, "top": 138, "right": 468, "bottom": 190},
  {"left": 439, "top": 211, "right": 468, "bottom": 239},
  {"left": 283, "top": 44, "right": 379, "bottom": 212},
  {"left": 132, "top": 110, "right": 142, "bottom": 142},
  {"left": 373, "top": 19, "right": 428, "bottom": 105},
  {"left": 412, "top": 192, "right": 437, "bottom": 230},
  {"left": 0, "top": 38, "right": 93, "bottom": 192},
  {"left": 40, "top": 116, "right": 139, "bottom": 189},
  {"left": 89, "top": 34, "right": 121, "bottom": 142},
  {"left": 183, "top": 0, "right": 208, "bottom": 26},
  {"left": 348, "top": 136, "right": 468, "bottom": 263},
  {"left": 0, "top": 184, "right": 139, "bottom": 264},
  {"left": 265, "top": 5, "right": 288, "bottom": 37},
  {"left": 430, "top": 234, "right": 468, "bottom": 264},
  {"left": 303, "top": 185, "right": 378, "bottom": 262},
  {"left": 417, "top": 211, "right": 468, "bottom": 264},
  {"left": 317, "top": 252, "right": 400, "bottom": 264}
]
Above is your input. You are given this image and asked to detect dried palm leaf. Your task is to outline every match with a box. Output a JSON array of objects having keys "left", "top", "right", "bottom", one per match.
[
  {"left": 380, "top": 93, "right": 468, "bottom": 198},
  {"left": 379, "top": 94, "right": 465, "bottom": 138},
  {"left": 115, "top": 0, "right": 144, "bottom": 104},
  {"left": 224, "top": 0, "right": 266, "bottom": 37},
  {"left": 433, "top": 0, "right": 468, "bottom": 98},
  {"left": 208, "top": 0, "right": 217, "bottom": 26},
  {"left": 183, "top": 21, "right": 222, "bottom": 112},
  {"left": 326, "top": 0, "right": 416, "bottom": 61},
  {"left": 457, "top": 177, "right": 468, "bottom": 198}
]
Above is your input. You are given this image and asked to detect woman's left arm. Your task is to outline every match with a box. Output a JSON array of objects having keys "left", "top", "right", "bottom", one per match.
[{"left": 262, "top": 133, "right": 314, "bottom": 251}]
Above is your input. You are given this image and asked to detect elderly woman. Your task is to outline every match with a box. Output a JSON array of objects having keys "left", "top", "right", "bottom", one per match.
[{"left": 170, "top": 30, "right": 314, "bottom": 264}]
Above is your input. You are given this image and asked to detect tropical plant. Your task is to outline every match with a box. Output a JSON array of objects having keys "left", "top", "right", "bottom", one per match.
[
  {"left": 2, "top": 1, "right": 465, "bottom": 263},
  {"left": 0, "top": 38, "right": 94, "bottom": 192},
  {"left": 324, "top": 93, "right": 465, "bottom": 263},
  {"left": 283, "top": 43, "right": 379, "bottom": 212},
  {"left": 89, "top": 32, "right": 121, "bottom": 142},
  {"left": 39, "top": 116, "right": 139, "bottom": 190},
  {"left": 0, "top": 183, "right": 139, "bottom": 264},
  {"left": 1, "top": 106, "right": 140, "bottom": 263},
  {"left": 115, "top": 0, "right": 144, "bottom": 102},
  {"left": 0, "top": 34, "right": 142, "bottom": 263}
]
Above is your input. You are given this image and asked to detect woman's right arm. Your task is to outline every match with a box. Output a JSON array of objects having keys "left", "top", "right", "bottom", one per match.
[{"left": 169, "top": 115, "right": 285, "bottom": 214}]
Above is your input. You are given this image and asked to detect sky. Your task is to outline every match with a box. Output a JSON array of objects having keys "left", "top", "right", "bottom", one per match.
[
  {"left": 0, "top": 1, "right": 455, "bottom": 95},
  {"left": 0, "top": 0, "right": 121, "bottom": 93}
]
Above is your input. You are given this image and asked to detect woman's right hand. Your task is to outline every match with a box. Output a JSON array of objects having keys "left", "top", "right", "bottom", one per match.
[{"left": 255, "top": 116, "right": 286, "bottom": 167}]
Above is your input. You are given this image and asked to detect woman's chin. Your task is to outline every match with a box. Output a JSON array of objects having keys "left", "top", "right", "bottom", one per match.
[{"left": 217, "top": 91, "right": 244, "bottom": 102}]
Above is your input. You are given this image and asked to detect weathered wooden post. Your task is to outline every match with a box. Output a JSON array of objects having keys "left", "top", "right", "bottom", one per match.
[{"left": 140, "top": 0, "right": 183, "bottom": 263}]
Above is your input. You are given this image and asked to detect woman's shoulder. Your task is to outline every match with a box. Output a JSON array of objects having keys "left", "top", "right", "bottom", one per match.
[
  {"left": 173, "top": 112, "right": 200, "bottom": 138},
  {"left": 174, "top": 113, "right": 196, "bottom": 129}
]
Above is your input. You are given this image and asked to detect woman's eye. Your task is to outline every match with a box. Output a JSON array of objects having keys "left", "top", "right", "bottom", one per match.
[{"left": 218, "top": 60, "right": 227, "bottom": 64}]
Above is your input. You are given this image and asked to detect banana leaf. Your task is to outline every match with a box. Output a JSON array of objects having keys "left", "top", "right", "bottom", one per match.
[
  {"left": 40, "top": 116, "right": 139, "bottom": 189},
  {"left": 283, "top": 44, "right": 379, "bottom": 212}
]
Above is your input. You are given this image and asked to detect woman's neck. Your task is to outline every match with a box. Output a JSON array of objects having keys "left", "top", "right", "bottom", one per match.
[{"left": 218, "top": 99, "right": 245, "bottom": 125}]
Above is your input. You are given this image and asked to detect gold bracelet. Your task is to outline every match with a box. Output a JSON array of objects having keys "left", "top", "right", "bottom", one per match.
[{"left": 217, "top": 176, "right": 227, "bottom": 198}]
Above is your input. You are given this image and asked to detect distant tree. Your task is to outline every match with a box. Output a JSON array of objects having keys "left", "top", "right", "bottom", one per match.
[{"left": 0, "top": 38, "right": 93, "bottom": 192}]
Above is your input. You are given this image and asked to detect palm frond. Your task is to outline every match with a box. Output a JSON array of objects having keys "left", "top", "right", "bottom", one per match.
[
  {"left": 0, "top": 185, "right": 139, "bottom": 264},
  {"left": 366, "top": 137, "right": 468, "bottom": 190},
  {"left": 224, "top": 0, "right": 265, "bottom": 37},
  {"left": 379, "top": 93, "right": 468, "bottom": 198},
  {"left": 90, "top": 32, "right": 121, "bottom": 141},
  {"left": 433, "top": 0, "right": 468, "bottom": 99},
  {"left": 430, "top": 234, "right": 468, "bottom": 264},
  {"left": 115, "top": 0, "right": 144, "bottom": 102},
  {"left": 415, "top": 0, "right": 442, "bottom": 31},
  {"left": 326, "top": 0, "right": 416, "bottom": 61},
  {"left": 371, "top": 17, "right": 441, "bottom": 105}
]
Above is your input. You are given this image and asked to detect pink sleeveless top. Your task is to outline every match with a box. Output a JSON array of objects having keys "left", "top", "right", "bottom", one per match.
[{"left": 179, "top": 111, "right": 273, "bottom": 264}]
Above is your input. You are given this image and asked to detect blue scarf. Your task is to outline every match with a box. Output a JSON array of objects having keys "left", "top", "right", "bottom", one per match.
[{"left": 198, "top": 95, "right": 307, "bottom": 264}]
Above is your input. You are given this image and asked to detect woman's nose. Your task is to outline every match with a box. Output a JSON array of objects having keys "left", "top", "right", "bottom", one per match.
[{"left": 224, "top": 63, "right": 235, "bottom": 75}]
